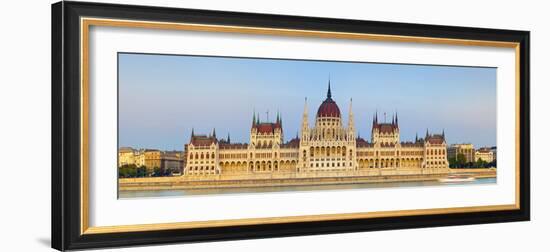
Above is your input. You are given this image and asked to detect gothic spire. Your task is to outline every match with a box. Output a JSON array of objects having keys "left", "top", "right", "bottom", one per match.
[
  {"left": 425, "top": 128, "right": 429, "bottom": 139},
  {"left": 303, "top": 97, "right": 308, "bottom": 116},
  {"left": 252, "top": 110, "right": 256, "bottom": 127},
  {"left": 395, "top": 112, "right": 399, "bottom": 126},
  {"left": 212, "top": 128, "right": 216, "bottom": 138},
  {"left": 301, "top": 97, "right": 309, "bottom": 134},
  {"left": 415, "top": 132, "right": 418, "bottom": 142},
  {"left": 348, "top": 98, "right": 354, "bottom": 130},
  {"left": 327, "top": 78, "right": 332, "bottom": 99},
  {"left": 191, "top": 127, "right": 194, "bottom": 137},
  {"left": 227, "top": 132, "right": 231, "bottom": 143}
]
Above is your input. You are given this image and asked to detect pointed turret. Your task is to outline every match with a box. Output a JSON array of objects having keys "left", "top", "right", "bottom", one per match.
[
  {"left": 212, "top": 128, "right": 216, "bottom": 138},
  {"left": 425, "top": 128, "right": 430, "bottom": 139},
  {"left": 328, "top": 79, "right": 332, "bottom": 99},
  {"left": 227, "top": 132, "right": 231, "bottom": 143},
  {"left": 415, "top": 132, "right": 418, "bottom": 142},
  {"left": 302, "top": 97, "right": 308, "bottom": 118},
  {"left": 301, "top": 97, "right": 309, "bottom": 139},
  {"left": 191, "top": 128, "right": 194, "bottom": 138},
  {"left": 348, "top": 98, "right": 355, "bottom": 131},
  {"left": 395, "top": 112, "right": 399, "bottom": 126},
  {"left": 252, "top": 111, "right": 256, "bottom": 127},
  {"left": 442, "top": 129, "right": 445, "bottom": 139}
]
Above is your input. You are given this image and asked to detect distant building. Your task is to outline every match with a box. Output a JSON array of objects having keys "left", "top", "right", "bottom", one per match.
[
  {"left": 162, "top": 151, "right": 185, "bottom": 173},
  {"left": 118, "top": 148, "right": 184, "bottom": 173},
  {"left": 118, "top": 147, "right": 137, "bottom": 166},
  {"left": 490, "top": 146, "right": 497, "bottom": 161},
  {"left": 447, "top": 144, "right": 475, "bottom": 163},
  {"left": 475, "top": 147, "right": 495, "bottom": 163},
  {"left": 143, "top": 149, "right": 162, "bottom": 172}
]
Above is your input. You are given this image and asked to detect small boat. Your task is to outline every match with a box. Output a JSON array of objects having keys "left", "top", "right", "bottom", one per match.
[{"left": 439, "top": 174, "right": 475, "bottom": 183}]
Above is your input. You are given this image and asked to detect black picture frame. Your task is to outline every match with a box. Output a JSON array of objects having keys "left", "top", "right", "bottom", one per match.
[{"left": 52, "top": 1, "right": 530, "bottom": 251}]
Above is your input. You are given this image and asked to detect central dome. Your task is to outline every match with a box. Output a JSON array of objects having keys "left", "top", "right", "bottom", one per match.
[{"left": 317, "top": 82, "right": 341, "bottom": 118}]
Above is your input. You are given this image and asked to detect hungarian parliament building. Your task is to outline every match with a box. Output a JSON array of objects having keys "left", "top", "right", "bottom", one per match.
[{"left": 184, "top": 83, "right": 449, "bottom": 175}]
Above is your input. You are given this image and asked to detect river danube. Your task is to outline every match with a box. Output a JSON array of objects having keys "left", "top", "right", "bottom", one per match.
[{"left": 119, "top": 177, "right": 496, "bottom": 199}]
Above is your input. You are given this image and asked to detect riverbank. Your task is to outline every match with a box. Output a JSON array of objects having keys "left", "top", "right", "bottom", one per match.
[{"left": 119, "top": 168, "right": 496, "bottom": 191}]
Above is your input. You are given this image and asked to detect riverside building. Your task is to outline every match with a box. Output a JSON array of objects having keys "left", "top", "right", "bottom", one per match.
[{"left": 184, "top": 82, "right": 449, "bottom": 175}]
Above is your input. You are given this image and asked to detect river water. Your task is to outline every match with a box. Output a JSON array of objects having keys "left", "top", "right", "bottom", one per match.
[{"left": 119, "top": 177, "right": 496, "bottom": 199}]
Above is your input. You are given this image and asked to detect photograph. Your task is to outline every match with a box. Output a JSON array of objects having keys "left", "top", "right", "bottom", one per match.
[
  {"left": 46, "top": 1, "right": 533, "bottom": 250},
  {"left": 117, "top": 53, "right": 498, "bottom": 198}
]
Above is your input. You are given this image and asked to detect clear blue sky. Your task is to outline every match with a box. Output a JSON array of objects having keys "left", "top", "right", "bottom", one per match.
[{"left": 118, "top": 53, "right": 496, "bottom": 150}]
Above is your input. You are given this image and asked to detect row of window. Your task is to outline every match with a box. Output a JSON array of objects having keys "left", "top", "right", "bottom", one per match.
[
  {"left": 188, "top": 152, "right": 216, "bottom": 159},
  {"left": 189, "top": 149, "right": 446, "bottom": 161},
  {"left": 280, "top": 153, "right": 298, "bottom": 158},
  {"left": 187, "top": 166, "right": 216, "bottom": 171},
  {"left": 426, "top": 161, "right": 446, "bottom": 166},
  {"left": 219, "top": 153, "right": 247, "bottom": 159},
  {"left": 313, "top": 162, "right": 352, "bottom": 168},
  {"left": 189, "top": 160, "right": 215, "bottom": 165},
  {"left": 427, "top": 149, "right": 446, "bottom": 155},
  {"left": 310, "top": 158, "right": 345, "bottom": 162}
]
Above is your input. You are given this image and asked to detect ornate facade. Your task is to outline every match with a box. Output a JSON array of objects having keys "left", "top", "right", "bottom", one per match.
[{"left": 184, "top": 83, "right": 449, "bottom": 175}]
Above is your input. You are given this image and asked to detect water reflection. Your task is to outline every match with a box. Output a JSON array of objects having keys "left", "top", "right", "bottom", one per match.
[{"left": 119, "top": 177, "right": 496, "bottom": 199}]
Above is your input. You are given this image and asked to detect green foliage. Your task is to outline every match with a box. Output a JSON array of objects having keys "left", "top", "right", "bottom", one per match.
[
  {"left": 456, "top": 153, "right": 467, "bottom": 166},
  {"left": 448, "top": 154, "right": 496, "bottom": 169},
  {"left": 476, "top": 158, "right": 488, "bottom": 168},
  {"left": 152, "top": 167, "right": 162, "bottom": 177},
  {"left": 118, "top": 164, "right": 148, "bottom": 178},
  {"left": 136, "top": 166, "right": 147, "bottom": 177},
  {"left": 448, "top": 157, "right": 457, "bottom": 168},
  {"left": 119, "top": 164, "right": 183, "bottom": 178}
]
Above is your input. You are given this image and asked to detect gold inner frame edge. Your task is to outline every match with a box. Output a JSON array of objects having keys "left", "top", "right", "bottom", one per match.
[{"left": 80, "top": 17, "right": 522, "bottom": 235}]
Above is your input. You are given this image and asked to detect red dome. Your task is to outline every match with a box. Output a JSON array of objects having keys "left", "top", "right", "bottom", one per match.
[
  {"left": 317, "top": 98, "right": 340, "bottom": 118},
  {"left": 317, "top": 82, "right": 341, "bottom": 118}
]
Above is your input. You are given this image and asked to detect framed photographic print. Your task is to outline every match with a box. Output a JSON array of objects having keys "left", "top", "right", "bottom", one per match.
[{"left": 51, "top": 1, "right": 530, "bottom": 250}]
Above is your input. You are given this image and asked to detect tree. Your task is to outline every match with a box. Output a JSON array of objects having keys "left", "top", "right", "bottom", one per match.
[
  {"left": 152, "top": 167, "right": 162, "bottom": 177},
  {"left": 136, "top": 166, "right": 147, "bottom": 177},
  {"left": 448, "top": 157, "right": 457, "bottom": 168},
  {"left": 476, "top": 158, "right": 488, "bottom": 168},
  {"left": 456, "top": 153, "right": 467, "bottom": 167},
  {"left": 118, "top": 164, "right": 138, "bottom": 178}
]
